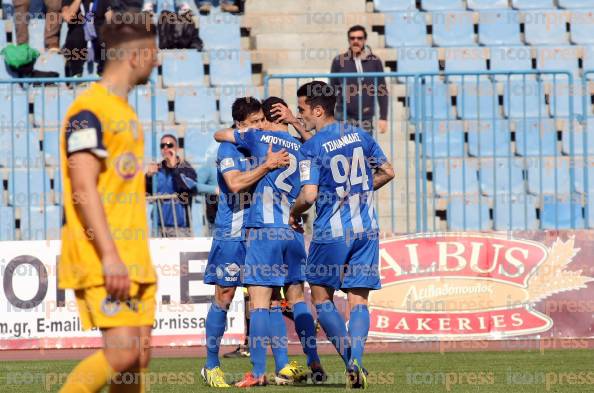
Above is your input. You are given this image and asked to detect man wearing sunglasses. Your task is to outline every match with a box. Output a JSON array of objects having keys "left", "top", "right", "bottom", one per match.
[
  {"left": 330, "top": 25, "right": 389, "bottom": 135},
  {"left": 146, "top": 134, "right": 198, "bottom": 237}
]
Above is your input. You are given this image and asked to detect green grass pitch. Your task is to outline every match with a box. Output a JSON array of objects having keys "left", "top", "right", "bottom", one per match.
[{"left": 2, "top": 350, "right": 594, "bottom": 392}]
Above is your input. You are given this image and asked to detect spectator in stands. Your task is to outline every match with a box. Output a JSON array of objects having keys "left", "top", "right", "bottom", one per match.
[
  {"left": 330, "top": 25, "right": 389, "bottom": 134},
  {"left": 198, "top": 0, "right": 239, "bottom": 13},
  {"left": 61, "top": 0, "right": 110, "bottom": 76},
  {"left": 14, "top": 0, "right": 62, "bottom": 51},
  {"left": 146, "top": 134, "right": 198, "bottom": 237}
]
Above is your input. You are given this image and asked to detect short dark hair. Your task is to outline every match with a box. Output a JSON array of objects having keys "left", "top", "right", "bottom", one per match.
[
  {"left": 231, "top": 97, "right": 262, "bottom": 123},
  {"left": 101, "top": 12, "right": 156, "bottom": 52},
  {"left": 262, "top": 96, "right": 288, "bottom": 123},
  {"left": 348, "top": 25, "right": 367, "bottom": 39},
  {"left": 296, "top": 81, "right": 336, "bottom": 117},
  {"left": 160, "top": 134, "right": 177, "bottom": 144}
]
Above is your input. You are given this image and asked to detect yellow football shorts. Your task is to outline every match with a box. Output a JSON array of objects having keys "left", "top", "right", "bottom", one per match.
[{"left": 75, "top": 282, "right": 156, "bottom": 330}]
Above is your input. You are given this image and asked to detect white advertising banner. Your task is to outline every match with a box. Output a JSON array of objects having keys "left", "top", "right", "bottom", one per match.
[{"left": 0, "top": 238, "right": 245, "bottom": 350}]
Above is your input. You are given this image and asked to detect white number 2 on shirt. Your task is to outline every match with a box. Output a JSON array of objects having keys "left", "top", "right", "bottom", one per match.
[
  {"left": 275, "top": 153, "right": 297, "bottom": 193},
  {"left": 330, "top": 147, "right": 369, "bottom": 197}
]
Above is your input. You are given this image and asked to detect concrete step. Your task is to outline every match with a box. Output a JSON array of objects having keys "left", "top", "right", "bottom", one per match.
[
  {"left": 255, "top": 32, "right": 382, "bottom": 50},
  {"left": 243, "top": 12, "right": 385, "bottom": 34},
  {"left": 245, "top": 0, "right": 367, "bottom": 14}
]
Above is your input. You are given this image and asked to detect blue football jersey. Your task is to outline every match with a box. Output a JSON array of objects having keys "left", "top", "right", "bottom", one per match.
[
  {"left": 213, "top": 142, "right": 252, "bottom": 240},
  {"left": 300, "top": 123, "right": 388, "bottom": 243},
  {"left": 233, "top": 129, "right": 303, "bottom": 228}
]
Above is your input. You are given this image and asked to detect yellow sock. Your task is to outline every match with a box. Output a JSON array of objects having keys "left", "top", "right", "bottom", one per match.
[
  {"left": 59, "top": 350, "right": 115, "bottom": 393},
  {"left": 139, "top": 368, "right": 148, "bottom": 393}
]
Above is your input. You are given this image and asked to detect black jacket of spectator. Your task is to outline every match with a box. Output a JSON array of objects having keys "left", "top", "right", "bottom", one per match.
[{"left": 330, "top": 47, "right": 389, "bottom": 122}]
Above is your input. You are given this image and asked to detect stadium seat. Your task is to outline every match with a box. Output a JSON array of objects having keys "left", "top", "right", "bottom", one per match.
[
  {"left": 199, "top": 13, "right": 241, "bottom": 50},
  {"left": 374, "top": 0, "right": 415, "bottom": 11},
  {"left": 129, "top": 87, "right": 169, "bottom": 123},
  {"left": 457, "top": 81, "right": 501, "bottom": 120},
  {"left": 421, "top": 0, "right": 464, "bottom": 11},
  {"left": 33, "top": 88, "right": 75, "bottom": 127},
  {"left": 541, "top": 195, "right": 584, "bottom": 229},
  {"left": 385, "top": 11, "right": 428, "bottom": 47},
  {"left": 0, "top": 88, "right": 30, "bottom": 129},
  {"left": 582, "top": 46, "right": 594, "bottom": 79},
  {"left": 408, "top": 80, "right": 455, "bottom": 120},
  {"left": 560, "top": 0, "right": 594, "bottom": 8},
  {"left": 479, "top": 158, "right": 525, "bottom": 195},
  {"left": 468, "top": 0, "right": 509, "bottom": 9},
  {"left": 478, "top": 10, "right": 522, "bottom": 46},
  {"left": 28, "top": 19, "right": 44, "bottom": 50},
  {"left": 527, "top": 158, "right": 571, "bottom": 195},
  {"left": 161, "top": 50, "right": 205, "bottom": 87},
  {"left": 422, "top": 120, "right": 465, "bottom": 157},
  {"left": 549, "top": 82, "right": 585, "bottom": 118},
  {"left": 512, "top": 0, "right": 554, "bottom": 9},
  {"left": 587, "top": 195, "right": 594, "bottom": 227},
  {"left": 8, "top": 168, "right": 51, "bottom": 206},
  {"left": 0, "top": 20, "right": 7, "bottom": 48},
  {"left": 0, "top": 130, "right": 43, "bottom": 168},
  {"left": 444, "top": 47, "right": 487, "bottom": 75},
  {"left": 174, "top": 87, "right": 218, "bottom": 124},
  {"left": 42, "top": 128, "right": 59, "bottom": 166},
  {"left": 467, "top": 120, "right": 512, "bottom": 157},
  {"left": 35, "top": 52, "right": 65, "bottom": 77},
  {"left": 493, "top": 195, "right": 538, "bottom": 230},
  {"left": 503, "top": 80, "right": 547, "bottom": 119},
  {"left": 524, "top": 11, "right": 569, "bottom": 45},
  {"left": 20, "top": 205, "right": 61, "bottom": 240},
  {"left": 191, "top": 197, "right": 205, "bottom": 236},
  {"left": 209, "top": 50, "right": 252, "bottom": 86},
  {"left": 570, "top": 10, "right": 594, "bottom": 44},
  {"left": 489, "top": 46, "right": 534, "bottom": 81},
  {"left": 0, "top": 206, "right": 15, "bottom": 241},
  {"left": 144, "top": 129, "right": 157, "bottom": 161},
  {"left": 562, "top": 120, "right": 594, "bottom": 156},
  {"left": 396, "top": 47, "right": 439, "bottom": 79},
  {"left": 218, "top": 86, "right": 260, "bottom": 125},
  {"left": 433, "top": 159, "right": 479, "bottom": 196},
  {"left": 515, "top": 119, "right": 558, "bottom": 156},
  {"left": 574, "top": 158, "right": 594, "bottom": 193},
  {"left": 447, "top": 196, "right": 491, "bottom": 230},
  {"left": 431, "top": 11, "right": 476, "bottom": 46},
  {"left": 535, "top": 46, "right": 580, "bottom": 80},
  {"left": 184, "top": 126, "right": 218, "bottom": 166}
]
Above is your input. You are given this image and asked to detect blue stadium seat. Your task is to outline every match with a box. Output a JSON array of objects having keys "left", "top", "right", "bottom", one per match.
[
  {"left": 191, "top": 197, "right": 204, "bottom": 236},
  {"left": 512, "top": 0, "right": 554, "bottom": 9},
  {"left": 587, "top": 195, "right": 594, "bottom": 227},
  {"left": 33, "top": 88, "right": 74, "bottom": 127},
  {"left": 20, "top": 205, "right": 61, "bottom": 240},
  {"left": 128, "top": 87, "right": 169, "bottom": 123},
  {"left": 503, "top": 80, "right": 547, "bottom": 119},
  {"left": 431, "top": 11, "right": 476, "bottom": 46},
  {"left": 35, "top": 52, "right": 65, "bottom": 77},
  {"left": 478, "top": 10, "right": 522, "bottom": 45},
  {"left": 457, "top": 81, "right": 501, "bottom": 120},
  {"left": 42, "top": 128, "right": 60, "bottom": 166},
  {"left": 433, "top": 159, "right": 479, "bottom": 196},
  {"left": 8, "top": 168, "right": 51, "bottom": 206},
  {"left": 493, "top": 195, "right": 538, "bottom": 230},
  {"left": 515, "top": 119, "right": 558, "bottom": 156},
  {"left": 219, "top": 86, "right": 260, "bottom": 124},
  {"left": 28, "top": 19, "right": 44, "bottom": 50},
  {"left": 209, "top": 50, "right": 252, "bottom": 86},
  {"left": 421, "top": 0, "right": 464, "bottom": 11},
  {"left": 541, "top": 195, "right": 584, "bottom": 229},
  {"left": 0, "top": 20, "right": 7, "bottom": 48},
  {"left": 468, "top": 0, "right": 509, "bottom": 9},
  {"left": 527, "top": 158, "right": 571, "bottom": 195},
  {"left": 444, "top": 47, "right": 487, "bottom": 75},
  {"left": 385, "top": 12, "right": 428, "bottom": 47},
  {"left": 550, "top": 82, "right": 585, "bottom": 118},
  {"left": 560, "top": 0, "right": 594, "bottom": 8},
  {"left": 570, "top": 10, "right": 594, "bottom": 44},
  {"left": 144, "top": 129, "right": 156, "bottom": 161},
  {"left": 447, "top": 197, "right": 491, "bottom": 230},
  {"left": 374, "top": 0, "right": 416, "bottom": 11},
  {"left": 489, "top": 46, "right": 534, "bottom": 81},
  {"left": 536, "top": 46, "right": 580, "bottom": 80},
  {"left": 563, "top": 121, "right": 594, "bottom": 157},
  {"left": 408, "top": 80, "right": 455, "bottom": 120},
  {"left": 0, "top": 206, "right": 15, "bottom": 241},
  {"left": 479, "top": 158, "right": 525, "bottom": 195},
  {"left": 574, "top": 159, "right": 594, "bottom": 193},
  {"left": 184, "top": 126, "right": 218, "bottom": 166},
  {"left": 524, "top": 11, "right": 569, "bottom": 45},
  {"left": 0, "top": 88, "right": 30, "bottom": 129},
  {"left": 161, "top": 50, "right": 205, "bottom": 87},
  {"left": 0, "top": 130, "right": 43, "bottom": 168},
  {"left": 199, "top": 13, "right": 241, "bottom": 50},
  {"left": 397, "top": 47, "right": 439, "bottom": 80},
  {"left": 422, "top": 120, "right": 465, "bottom": 157},
  {"left": 174, "top": 87, "right": 218, "bottom": 124},
  {"left": 468, "top": 120, "right": 512, "bottom": 157},
  {"left": 583, "top": 46, "right": 594, "bottom": 79}
]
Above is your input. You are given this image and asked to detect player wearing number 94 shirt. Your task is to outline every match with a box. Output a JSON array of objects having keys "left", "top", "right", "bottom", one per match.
[{"left": 290, "top": 81, "right": 395, "bottom": 390}]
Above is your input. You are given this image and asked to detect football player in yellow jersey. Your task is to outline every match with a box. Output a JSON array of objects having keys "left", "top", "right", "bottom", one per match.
[{"left": 58, "top": 12, "right": 158, "bottom": 393}]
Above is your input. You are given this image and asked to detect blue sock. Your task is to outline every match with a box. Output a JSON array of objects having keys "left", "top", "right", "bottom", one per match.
[
  {"left": 269, "top": 306, "right": 289, "bottom": 373},
  {"left": 315, "top": 301, "right": 350, "bottom": 366},
  {"left": 349, "top": 304, "right": 370, "bottom": 367},
  {"left": 293, "top": 301, "right": 320, "bottom": 366},
  {"left": 249, "top": 308, "right": 271, "bottom": 377},
  {"left": 205, "top": 302, "right": 227, "bottom": 369}
]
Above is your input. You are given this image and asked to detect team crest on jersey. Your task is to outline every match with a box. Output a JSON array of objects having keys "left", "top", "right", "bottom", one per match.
[
  {"left": 115, "top": 152, "right": 139, "bottom": 180},
  {"left": 220, "top": 158, "right": 235, "bottom": 171},
  {"left": 101, "top": 297, "right": 121, "bottom": 316}
]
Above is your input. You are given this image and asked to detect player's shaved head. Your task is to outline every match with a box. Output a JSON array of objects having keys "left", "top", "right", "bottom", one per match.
[{"left": 262, "top": 96, "right": 288, "bottom": 123}]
